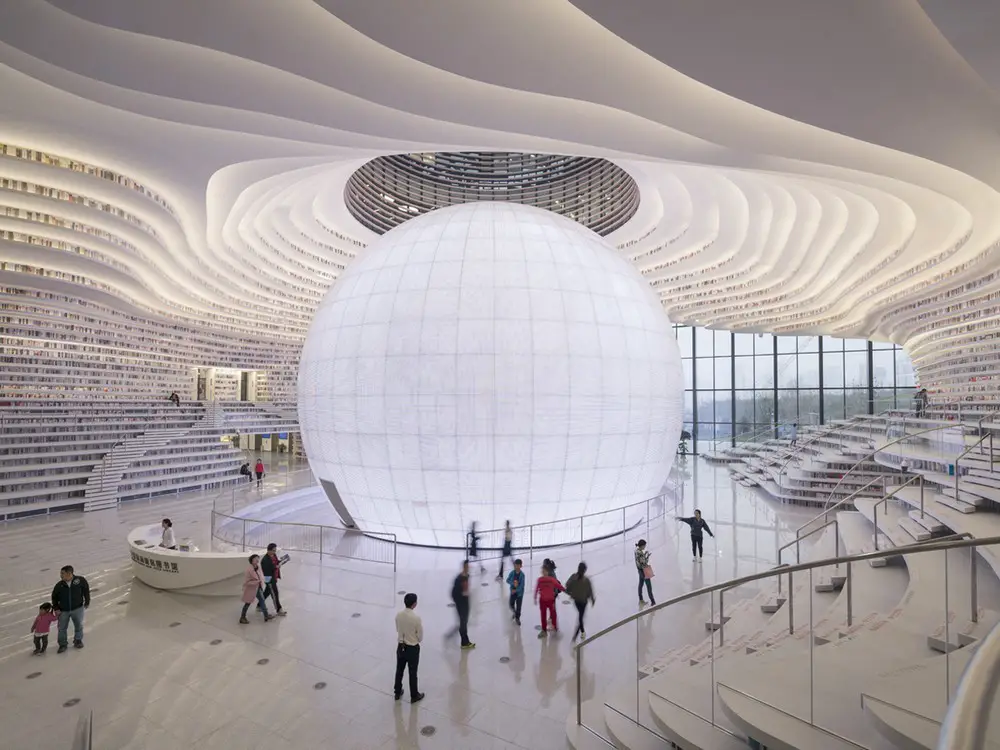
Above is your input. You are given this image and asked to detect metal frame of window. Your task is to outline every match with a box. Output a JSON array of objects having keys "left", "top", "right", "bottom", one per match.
[{"left": 676, "top": 327, "right": 914, "bottom": 454}]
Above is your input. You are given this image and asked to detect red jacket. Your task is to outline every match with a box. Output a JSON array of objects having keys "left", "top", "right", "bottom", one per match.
[{"left": 534, "top": 575, "right": 563, "bottom": 602}]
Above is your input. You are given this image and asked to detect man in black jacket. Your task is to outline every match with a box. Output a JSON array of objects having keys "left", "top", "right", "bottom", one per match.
[
  {"left": 260, "top": 543, "right": 287, "bottom": 616},
  {"left": 51, "top": 565, "right": 90, "bottom": 653},
  {"left": 677, "top": 510, "right": 714, "bottom": 562},
  {"left": 446, "top": 560, "right": 475, "bottom": 650}
]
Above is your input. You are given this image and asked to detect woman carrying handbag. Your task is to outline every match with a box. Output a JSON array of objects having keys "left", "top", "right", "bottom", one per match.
[{"left": 635, "top": 540, "right": 655, "bottom": 606}]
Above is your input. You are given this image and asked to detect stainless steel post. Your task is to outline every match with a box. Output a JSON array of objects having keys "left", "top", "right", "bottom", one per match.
[
  {"left": 719, "top": 588, "right": 725, "bottom": 646},
  {"left": 945, "top": 548, "right": 952, "bottom": 703},
  {"left": 710, "top": 590, "right": 716, "bottom": 726},
  {"left": 646, "top": 497, "right": 650, "bottom": 536},
  {"left": 242, "top": 519, "right": 246, "bottom": 551},
  {"left": 622, "top": 506, "right": 626, "bottom": 535},
  {"left": 834, "top": 518, "right": 840, "bottom": 570},
  {"left": 809, "top": 566, "right": 815, "bottom": 724},
  {"left": 955, "top": 457, "right": 960, "bottom": 514},
  {"left": 846, "top": 560, "right": 853, "bottom": 626},
  {"left": 874, "top": 504, "right": 879, "bottom": 551},
  {"left": 920, "top": 475, "right": 925, "bottom": 519},
  {"left": 971, "top": 549, "right": 978, "bottom": 624},
  {"left": 580, "top": 516, "right": 584, "bottom": 548},
  {"left": 393, "top": 536, "right": 397, "bottom": 572},
  {"left": 319, "top": 528, "right": 323, "bottom": 559},
  {"left": 576, "top": 644, "right": 582, "bottom": 726},
  {"left": 788, "top": 570, "right": 794, "bottom": 635},
  {"left": 992, "top": 433, "right": 995, "bottom": 473},
  {"left": 530, "top": 525, "right": 534, "bottom": 560}
]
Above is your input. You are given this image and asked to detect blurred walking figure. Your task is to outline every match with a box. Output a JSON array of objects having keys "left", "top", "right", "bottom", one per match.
[
  {"left": 497, "top": 520, "right": 514, "bottom": 580},
  {"left": 446, "top": 560, "right": 476, "bottom": 650},
  {"left": 635, "top": 540, "right": 655, "bottom": 606},
  {"left": 534, "top": 564, "right": 564, "bottom": 638},
  {"left": 506, "top": 558, "right": 525, "bottom": 625},
  {"left": 565, "top": 562, "right": 596, "bottom": 642},
  {"left": 467, "top": 522, "right": 485, "bottom": 573},
  {"left": 677, "top": 510, "right": 714, "bottom": 562}
]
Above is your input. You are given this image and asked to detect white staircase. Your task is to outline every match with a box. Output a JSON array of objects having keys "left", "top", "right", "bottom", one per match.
[{"left": 83, "top": 426, "right": 193, "bottom": 511}]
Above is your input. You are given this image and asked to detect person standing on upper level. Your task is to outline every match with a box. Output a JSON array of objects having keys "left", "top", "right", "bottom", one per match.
[{"left": 677, "top": 510, "right": 714, "bottom": 562}]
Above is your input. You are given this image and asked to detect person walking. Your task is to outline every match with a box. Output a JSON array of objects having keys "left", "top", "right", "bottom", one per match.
[
  {"left": 505, "top": 558, "right": 525, "bottom": 625},
  {"left": 159, "top": 518, "right": 176, "bottom": 549},
  {"left": 394, "top": 593, "right": 424, "bottom": 703},
  {"left": 260, "top": 543, "right": 287, "bottom": 616},
  {"left": 677, "top": 510, "right": 714, "bottom": 562},
  {"left": 534, "top": 564, "right": 564, "bottom": 638},
  {"left": 565, "top": 562, "right": 596, "bottom": 642},
  {"left": 788, "top": 422, "right": 798, "bottom": 447},
  {"left": 239, "top": 554, "right": 273, "bottom": 624},
  {"left": 634, "top": 540, "right": 655, "bottom": 606},
  {"left": 51, "top": 565, "right": 90, "bottom": 652},
  {"left": 497, "top": 520, "right": 514, "bottom": 580},
  {"left": 30, "top": 603, "right": 59, "bottom": 655},
  {"left": 254, "top": 458, "right": 265, "bottom": 488},
  {"left": 448, "top": 560, "right": 476, "bottom": 650},
  {"left": 467, "top": 522, "right": 485, "bottom": 573}
]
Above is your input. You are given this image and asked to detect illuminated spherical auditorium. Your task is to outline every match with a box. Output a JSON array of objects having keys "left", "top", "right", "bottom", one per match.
[{"left": 3, "top": 3, "right": 1000, "bottom": 750}]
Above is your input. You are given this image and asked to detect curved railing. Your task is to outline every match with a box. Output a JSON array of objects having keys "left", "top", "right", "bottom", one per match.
[
  {"left": 775, "top": 414, "right": 877, "bottom": 490},
  {"left": 574, "top": 535, "right": 1000, "bottom": 746},
  {"left": 705, "top": 419, "right": 802, "bottom": 458},
  {"left": 937, "top": 620, "right": 1000, "bottom": 749}
]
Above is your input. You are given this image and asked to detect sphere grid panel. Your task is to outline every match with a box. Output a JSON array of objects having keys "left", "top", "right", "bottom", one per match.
[{"left": 298, "top": 202, "right": 683, "bottom": 546}]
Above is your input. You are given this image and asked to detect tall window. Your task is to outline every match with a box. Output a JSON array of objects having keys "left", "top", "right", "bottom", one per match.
[{"left": 675, "top": 326, "right": 915, "bottom": 452}]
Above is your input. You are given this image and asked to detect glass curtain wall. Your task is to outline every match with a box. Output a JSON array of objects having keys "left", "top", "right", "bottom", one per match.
[{"left": 675, "top": 327, "right": 916, "bottom": 453}]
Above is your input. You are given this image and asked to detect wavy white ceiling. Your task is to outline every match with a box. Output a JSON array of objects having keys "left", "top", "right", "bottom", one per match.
[{"left": 2, "top": 0, "right": 1000, "bottom": 398}]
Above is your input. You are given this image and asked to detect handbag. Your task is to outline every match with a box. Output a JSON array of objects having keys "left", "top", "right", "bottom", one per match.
[{"left": 643, "top": 565, "right": 654, "bottom": 579}]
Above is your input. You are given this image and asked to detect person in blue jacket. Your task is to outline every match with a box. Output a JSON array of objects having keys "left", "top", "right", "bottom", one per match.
[{"left": 505, "top": 558, "right": 526, "bottom": 626}]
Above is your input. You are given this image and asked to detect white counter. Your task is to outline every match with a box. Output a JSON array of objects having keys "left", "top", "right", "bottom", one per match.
[{"left": 128, "top": 524, "right": 260, "bottom": 594}]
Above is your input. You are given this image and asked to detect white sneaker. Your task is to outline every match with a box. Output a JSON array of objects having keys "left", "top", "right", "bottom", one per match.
[{"left": 693, "top": 557, "right": 697, "bottom": 561}]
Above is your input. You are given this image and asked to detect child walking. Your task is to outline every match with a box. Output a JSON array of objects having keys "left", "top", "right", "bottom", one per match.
[
  {"left": 534, "top": 565, "right": 564, "bottom": 638},
  {"left": 31, "top": 602, "right": 59, "bottom": 655},
  {"left": 505, "top": 558, "right": 525, "bottom": 625}
]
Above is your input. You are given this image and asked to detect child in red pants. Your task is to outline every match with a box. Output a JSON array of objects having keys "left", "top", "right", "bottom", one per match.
[{"left": 534, "top": 565, "right": 564, "bottom": 638}]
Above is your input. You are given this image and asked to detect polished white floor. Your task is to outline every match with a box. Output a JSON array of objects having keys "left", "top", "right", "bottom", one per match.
[{"left": 0, "top": 458, "right": 817, "bottom": 749}]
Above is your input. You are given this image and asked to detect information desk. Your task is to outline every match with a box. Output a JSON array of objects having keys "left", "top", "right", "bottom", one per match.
[{"left": 128, "top": 524, "right": 260, "bottom": 594}]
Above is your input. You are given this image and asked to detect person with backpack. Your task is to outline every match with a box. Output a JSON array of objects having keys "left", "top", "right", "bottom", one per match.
[
  {"left": 565, "top": 562, "right": 596, "bottom": 642},
  {"left": 677, "top": 510, "right": 714, "bottom": 562},
  {"left": 505, "top": 558, "right": 526, "bottom": 626},
  {"left": 447, "top": 560, "right": 475, "bottom": 650},
  {"left": 467, "top": 522, "right": 485, "bottom": 574},
  {"left": 635, "top": 540, "right": 655, "bottom": 606}
]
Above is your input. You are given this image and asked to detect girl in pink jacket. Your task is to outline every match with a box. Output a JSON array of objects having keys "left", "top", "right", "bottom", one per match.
[{"left": 240, "top": 554, "right": 273, "bottom": 624}]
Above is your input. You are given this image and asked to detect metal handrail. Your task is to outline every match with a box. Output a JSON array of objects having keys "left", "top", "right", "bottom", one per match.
[
  {"left": 775, "top": 415, "right": 873, "bottom": 490},
  {"left": 706, "top": 418, "right": 802, "bottom": 457},
  {"left": 794, "top": 475, "right": 883, "bottom": 537},
  {"left": 936, "top": 621, "right": 1000, "bottom": 750},
  {"left": 70, "top": 709, "right": 92, "bottom": 750},
  {"left": 211, "top": 509, "right": 398, "bottom": 571},
  {"left": 818, "top": 422, "right": 968, "bottom": 513},
  {"left": 575, "top": 534, "right": 1000, "bottom": 728}
]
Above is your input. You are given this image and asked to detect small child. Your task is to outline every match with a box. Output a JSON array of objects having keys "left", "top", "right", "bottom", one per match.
[
  {"left": 534, "top": 565, "right": 564, "bottom": 638},
  {"left": 505, "top": 558, "right": 526, "bottom": 626},
  {"left": 31, "top": 603, "right": 58, "bottom": 655}
]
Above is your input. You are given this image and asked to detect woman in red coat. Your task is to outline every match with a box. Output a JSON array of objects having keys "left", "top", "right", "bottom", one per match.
[{"left": 254, "top": 459, "right": 265, "bottom": 488}]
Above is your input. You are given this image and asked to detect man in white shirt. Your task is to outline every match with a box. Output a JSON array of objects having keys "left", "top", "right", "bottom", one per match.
[{"left": 394, "top": 593, "right": 424, "bottom": 703}]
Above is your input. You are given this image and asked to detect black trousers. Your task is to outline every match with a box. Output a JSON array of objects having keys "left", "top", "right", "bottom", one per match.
[
  {"left": 499, "top": 543, "right": 512, "bottom": 577},
  {"left": 394, "top": 643, "right": 420, "bottom": 698},
  {"left": 509, "top": 593, "right": 523, "bottom": 621},
  {"left": 456, "top": 603, "right": 471, "bottom": 645},
  {"left": 573, "top": 600, "right": 588, "bottom": 638},
  {"left": 263, "top": 579, "right": 282, "bottom": 611},
  {"left": 691, "top": 537, "right": 704, "bottom": 557},
  {"left": 33, "top": 634, "right": 48, "bottom": 652}
]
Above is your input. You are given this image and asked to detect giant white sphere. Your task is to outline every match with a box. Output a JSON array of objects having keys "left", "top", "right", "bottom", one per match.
[{"left": 298, "top": 202, "right": 683, "bottom": 546}]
